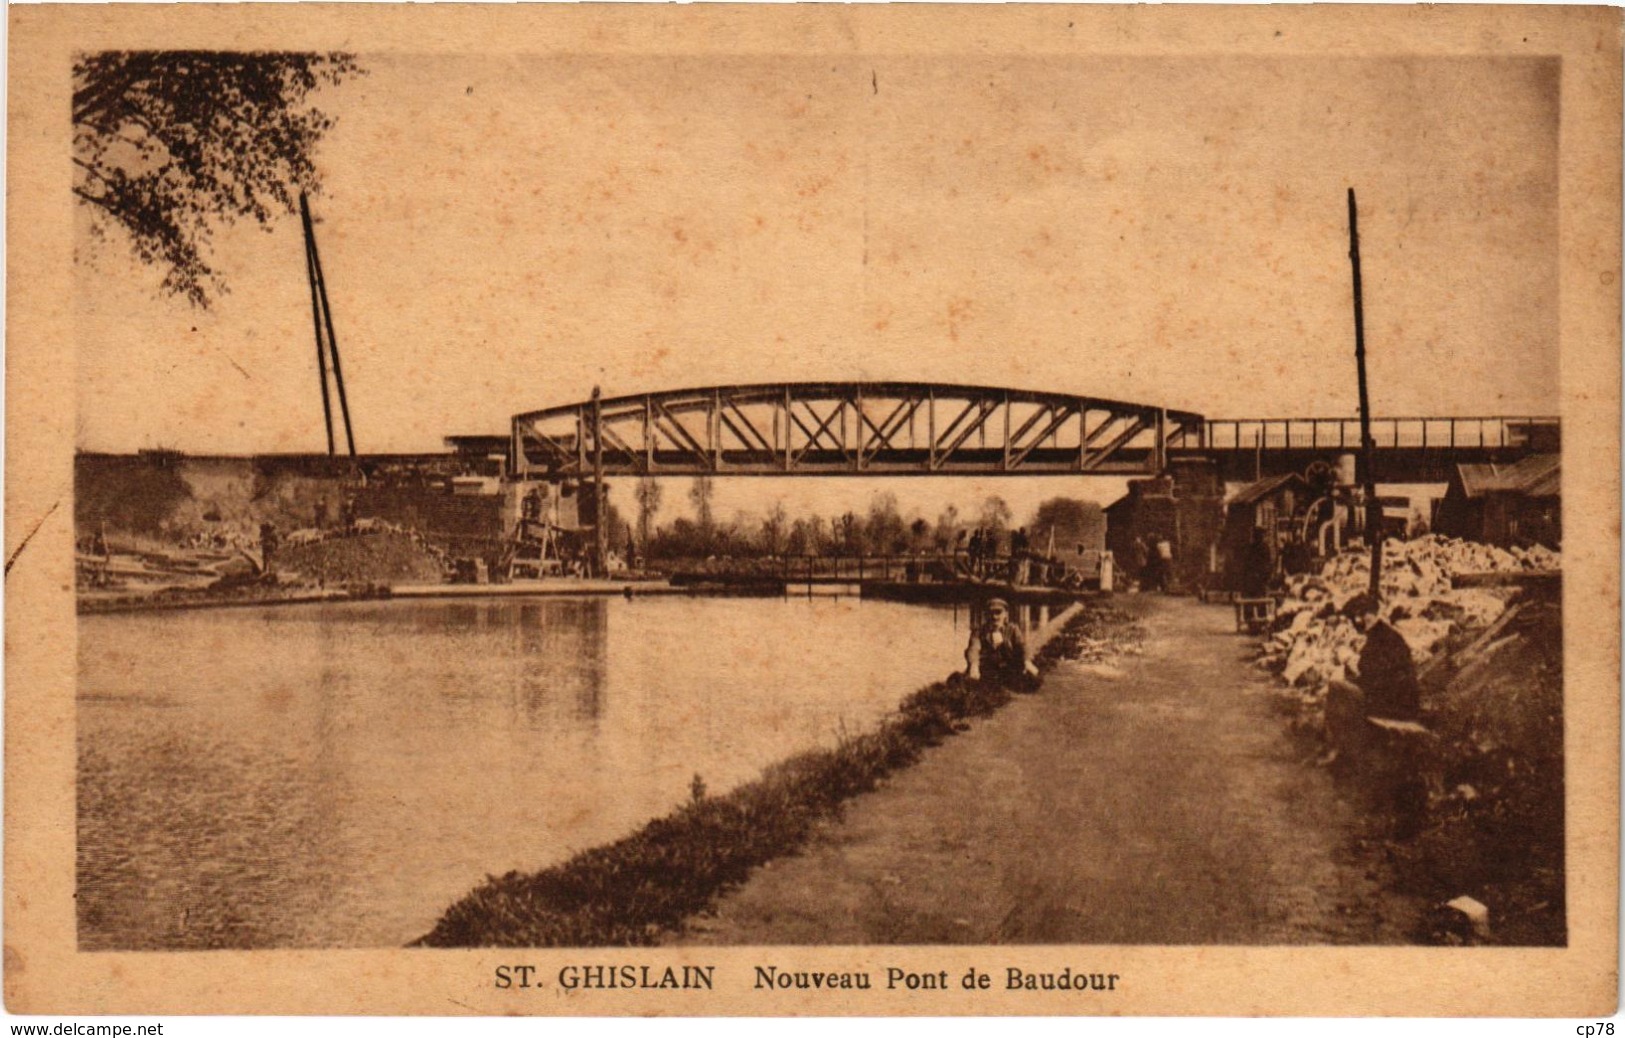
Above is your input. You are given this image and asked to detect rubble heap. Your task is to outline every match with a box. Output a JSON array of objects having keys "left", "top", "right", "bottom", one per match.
[
  {"left": 1258, "top": 535, "right": 1559, "bottom": 690},
  {"left": 275, "top": 529, "right": 448, "bottom": 587},
  {"left": 1046, "top": 607, "right": 1146, "bottom": 664}
]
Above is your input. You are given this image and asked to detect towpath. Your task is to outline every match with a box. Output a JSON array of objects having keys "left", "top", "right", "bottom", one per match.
[{"left": 677, "top": 595, "right": 1422, "bottom": 945}]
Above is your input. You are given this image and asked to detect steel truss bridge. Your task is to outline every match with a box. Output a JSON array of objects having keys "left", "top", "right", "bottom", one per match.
[
  {"left": 511, "top": 382, "right": 1208, "bottom": 479},
  {"left": 509, "top": 382, "right": 1558, "bottom": 482}
]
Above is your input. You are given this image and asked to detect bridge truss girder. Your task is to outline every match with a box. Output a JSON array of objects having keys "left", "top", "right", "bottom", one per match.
[{"left": 511, "top": 382, "right": 1207, "bottom": 479}]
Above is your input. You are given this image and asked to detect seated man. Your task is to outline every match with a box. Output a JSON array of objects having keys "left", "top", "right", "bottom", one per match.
[
  {"left": 1325, "top": 593, "right": 1422, "bottom": 756},
  {"left": 965, "top": 597, "right": 1040, "bottom": 687},
  {"left": 1348, "top": 594, "right": 1421, "bottom": 721}
]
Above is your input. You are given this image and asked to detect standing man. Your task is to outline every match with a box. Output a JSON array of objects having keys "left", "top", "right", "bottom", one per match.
[
  {"left": 1128, "top": 536, "right": 1148, "bottom": 591},
  {"left": 259, "top": 521, "right": 280, "bottom": 576}
]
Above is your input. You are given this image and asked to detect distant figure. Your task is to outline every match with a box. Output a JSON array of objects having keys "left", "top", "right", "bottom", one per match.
[
  {"left": 965, "top": 597, "right": 1039, "bottom": 688},
  {"left": 258, "top": 521, "right": 279, "bottom": 574},
  {"left": 1011, "top": 527, "right": 1032, "bottom": 585},
  {"left": 1240, "top": 529, "right": 1274, "bottom": 598},
  {"left": 1139, "top": 534, "right": 1165, "bottom": 592},
  {"left": 1128, "top": 537, "right": 1148, "bottom": 591},
  {"left": 313, "top": 497, "right": 329, "bottom": 530}
]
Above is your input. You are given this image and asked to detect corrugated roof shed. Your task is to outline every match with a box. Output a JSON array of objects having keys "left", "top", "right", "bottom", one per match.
[
  {"left": 1226, "top": 472, "right": 1309, "bottom": 507},
  {"left": 1455, "top": 454, "right": 1560, "bottom": 499}
]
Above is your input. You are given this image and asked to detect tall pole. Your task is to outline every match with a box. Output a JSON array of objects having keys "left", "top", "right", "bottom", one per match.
[
  {"left": 1348, "top": 188, "right": 1382, "bottom": 602},
  {"left": 593, "top": 385, "right": 608, "bottom": 578},
  {"left": 302, "top": 205, "right": 336, "bottom": 456},
  {"left": 300, "top": 193, "right": 357, "bottom": 457}
]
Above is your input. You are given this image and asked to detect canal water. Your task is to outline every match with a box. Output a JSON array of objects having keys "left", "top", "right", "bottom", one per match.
[{"left": 77, "top": 595, "right": 981, "bottom": 950}]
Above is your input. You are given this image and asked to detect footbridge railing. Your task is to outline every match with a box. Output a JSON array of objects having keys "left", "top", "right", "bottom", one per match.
[{"left": 1197, "top": 416, "right": 1559, "bottom": 453}]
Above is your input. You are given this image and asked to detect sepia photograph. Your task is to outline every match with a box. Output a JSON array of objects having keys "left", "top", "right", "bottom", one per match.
[{"left": 6, "top": 2, "right": 1619, "bottom": 1018}]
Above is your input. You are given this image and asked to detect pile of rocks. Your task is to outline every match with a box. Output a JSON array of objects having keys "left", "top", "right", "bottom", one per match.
[
  {"left": 1046, "top": 606, "right": 1146, "bottom": 665},
  {"left": 276, "top": 528, "right": 448, "bottom": 587},
  {"left": 1258, "top": 535, "right": 1559, "bottom": 690}
]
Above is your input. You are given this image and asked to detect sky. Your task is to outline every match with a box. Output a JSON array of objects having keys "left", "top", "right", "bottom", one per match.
[{"left": 74, "top": 53, "right": 1560, "bottom": 520}]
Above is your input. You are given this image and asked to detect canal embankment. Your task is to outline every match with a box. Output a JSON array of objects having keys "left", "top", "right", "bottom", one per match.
[
  {"left": 413, "top": 599, "right": 1098, "bottom": 948},
  {"left": 671, "top": 595, "right": 1424, "bottom": 946}
]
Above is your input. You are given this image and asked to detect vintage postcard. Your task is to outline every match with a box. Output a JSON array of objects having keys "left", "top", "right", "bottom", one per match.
[{"left": 6, "top": 2, "right": 1620, "bottom": 1018}]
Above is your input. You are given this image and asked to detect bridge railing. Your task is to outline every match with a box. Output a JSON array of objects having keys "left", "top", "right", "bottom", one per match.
[
  {"left": 1199, "top": 416, "right": 1559, "bottom": 452},
  {"left": 778, "top": 553, "right": 945, "bottom": 583},
  {"left": 775, "top": 550, "right": 1101, "bottom": 584}
]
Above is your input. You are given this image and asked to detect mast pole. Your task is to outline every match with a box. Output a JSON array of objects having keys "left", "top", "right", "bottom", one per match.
[
  {"left": 300, "top": 193, "right": 335, "bottom": 456},
  {"left": 1348, "top": 188, "right": 1382, "bottom": 602},
  {"left": 301, "top": 192, "right": 357, "bottom": 457}
]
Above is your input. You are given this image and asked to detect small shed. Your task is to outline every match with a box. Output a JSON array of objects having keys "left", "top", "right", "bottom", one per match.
[
  {"left": 1218, "top": 472, "right": 1312, "bottom": 593},
  {"left": 1436, "top": 454, "right": 1560, "bottom": 548}
]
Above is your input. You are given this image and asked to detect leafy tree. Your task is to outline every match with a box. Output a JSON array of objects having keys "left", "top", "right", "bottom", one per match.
[
  {"left": 909, "top": 517, "right": 932, "bottom": 551},
  {"left": 834, "top": 511, "right": 861, "bottom": 554},
  {"left": 934, "top": 504, "right": 963, "bottom": 551},
  {"left": 760, "top": 502, "right": 788, "bottom": 556},
  {"left": 634, "top": 477, "right": 663, "bottom": 549},
  {"left": 1027, "top": 497, "right": 1105, "bottom": 555},
  {"left": 602, "top": 500, "right": 630, "bottom": 554},
  {"left": 787, "top": 515, "right": 828, "bottom": 556},
  {"left": 73, "top": 50, "right": 361, "bottom": 306},
  {"left": 978, "top": 495, "right": 1013, "bottom": 533},
  {"left": 688, "top": 475, "right": 715, "bottom": 535},
  {"left": 865, "top": 492, "right": 909, "bottom": 555},
  {"left": 651, "top": 517, "right": 701, "bottom": 559}
]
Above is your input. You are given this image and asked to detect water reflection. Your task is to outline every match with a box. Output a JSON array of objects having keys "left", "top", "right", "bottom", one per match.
[{"left": 78, "top": 595, "right": 964, "bottom": 949}]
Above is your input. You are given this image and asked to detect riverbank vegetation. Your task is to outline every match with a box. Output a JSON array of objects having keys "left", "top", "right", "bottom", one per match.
[
  {"left": 414, "top": 602, "right": 1126, "bottom": 948},
  {"left": 641, "top": 485, "right": 1103, "bottom": 564}
]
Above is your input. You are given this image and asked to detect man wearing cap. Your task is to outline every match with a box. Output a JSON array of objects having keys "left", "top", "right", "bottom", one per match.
[
  {"left": 965, "top": 597, "right": 1040, "bottom": 688},
  {"left": 1327, "top": 593, "right": 1428, "bottom": 836},
  {"left": 1345, "top": 593, "right": 1421, "bottom": 722},
  {"left": 1324, "top": 592, "right": 1422, "bottom": 760}
]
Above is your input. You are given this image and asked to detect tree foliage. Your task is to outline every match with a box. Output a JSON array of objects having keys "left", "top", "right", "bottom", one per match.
[
  {"left": 978, "top": 495, "right": 1013, "bottom": 533},
  {"left": 687, "top": 476, "right": 716, "bottom": 533},
  {"left": 1027, "top": 497, "right": 1106, "bottom": 553},
  {"left": 634, "top": 477, "right": 663, "bottom": 547},
  {"left": 73, "top": 50, "right": 361, "bottom": 306}
]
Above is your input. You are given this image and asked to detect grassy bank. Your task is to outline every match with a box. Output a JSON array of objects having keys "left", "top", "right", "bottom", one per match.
[{"left": 414, "top": 601, "right": 1119, "bottom": 948}]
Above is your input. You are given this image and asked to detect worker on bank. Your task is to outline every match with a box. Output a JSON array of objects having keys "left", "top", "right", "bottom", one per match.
[
  {"left": 965, "top": 597, "right": 1040, "bottom": 689},
  {"left": 1323, "top": 593, "right": 1427, "bottom": 833},
  {"left": 1323, "top": 594, "right": 1421, "bottom": 749},
  {"left": 259, "top": 521, "right": 279, "bottom": 576},
  {"left": 1012, "top": 527, "right": 1031, "bottom": 585},
  {"left": 1128, "top": 536, "right": 1148, "bottom": 591},
  {"left": 1240, "top": 529, "right": 1274, "bottom": 598},
  {"left": 1343, "top": 593, "right": 1420, "bottom": 722},
  {"left": 1140, "top": 534, "right": 1168, "bottom": 592}
]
